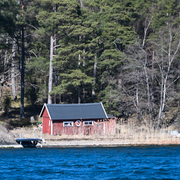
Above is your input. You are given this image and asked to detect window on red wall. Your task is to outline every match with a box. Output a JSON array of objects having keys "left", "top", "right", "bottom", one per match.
[
  {"left": 83, "top": 121, "right": 94, "bottom": 126},
  {"left": 63, "top": 121, "right": 74, "bottom": 127}
]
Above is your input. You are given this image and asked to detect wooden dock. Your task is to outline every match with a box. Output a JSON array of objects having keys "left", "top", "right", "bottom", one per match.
[{"left": 15, "top": 138, "right": 42, "bottom": 148}]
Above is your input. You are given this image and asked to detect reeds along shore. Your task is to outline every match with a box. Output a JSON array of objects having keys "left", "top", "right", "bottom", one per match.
[
  {"left": 10, "top": 122, "right": 180, "bottom": 145},
  {"left": 115, "top": 123, "right": 180, "bottom": 145}
]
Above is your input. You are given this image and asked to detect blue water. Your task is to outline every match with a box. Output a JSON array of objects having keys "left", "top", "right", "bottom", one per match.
[{"left": 0, "top": 146, "right": 180, "bottom": 180}]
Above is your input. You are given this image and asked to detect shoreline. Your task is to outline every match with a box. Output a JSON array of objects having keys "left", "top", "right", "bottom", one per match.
[
  {"left": 6, "top": 126, "right": 180, "bottom": 148},
  {"left": 9, "top": 125, "right": 180, "bottom": 148},
  {"left": 1, "top": 139, "right": 180, "bottom": 148}
]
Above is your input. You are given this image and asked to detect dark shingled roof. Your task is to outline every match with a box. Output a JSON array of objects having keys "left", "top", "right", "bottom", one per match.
[
  {"left": 107, "top": 114, "right": 115, "bottom": 119},
  {"left": 40, "top": 103, "right": 108, "bottom": 120}
]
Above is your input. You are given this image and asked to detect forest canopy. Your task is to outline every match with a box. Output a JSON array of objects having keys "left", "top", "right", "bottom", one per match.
[{"left": 1, "top": 0, "right": 180, "bottom": 129}]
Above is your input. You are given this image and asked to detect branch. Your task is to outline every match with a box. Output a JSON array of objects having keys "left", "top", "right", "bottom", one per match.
[
  {"left": 1, "top": 72, "right": 20, "bottom": 86},
  {"left": 150, "top": 41, "right": 168, "bottom": 54},
  {"left": 170, "top": 39, "right": 180, "bottom": 63},
  {"left": 154, "top": 57, "right": 163, "bottom": 77},
  {"left": 27, "top": 24, "right": 38, "bottom": 30},
  {"left": 29, "top": 50, "right": 38, "bottom": 58},
  {"left": 167, "top": 76, "right": 180, "bottom": 90},
  {"left": 53, "top": 45, "right": 61, "bottom": 49},
  {"left": 29, "top": 82, "right": 40, "bottom": 89},
  {"left": 142, "top": 16, "right": 153, "bottom": 49}
]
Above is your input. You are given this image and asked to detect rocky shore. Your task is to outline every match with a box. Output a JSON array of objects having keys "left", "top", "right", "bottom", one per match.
[{"left": 0, "top": 124, "right": 17, "bottom": 145}]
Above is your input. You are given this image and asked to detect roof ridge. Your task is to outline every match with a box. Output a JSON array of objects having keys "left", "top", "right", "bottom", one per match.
[{"left": 46, "top": 103, "right": 101, "bottom": 106}]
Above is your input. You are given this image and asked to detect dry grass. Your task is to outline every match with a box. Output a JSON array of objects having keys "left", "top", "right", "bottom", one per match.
[
  {"left": 10, "top": 122, "right": 180, "bottom": 146},
  {"left": 115, "top": 121, "right": 180, "bottom": 145}
]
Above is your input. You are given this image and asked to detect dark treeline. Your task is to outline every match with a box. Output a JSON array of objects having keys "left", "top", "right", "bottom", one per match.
[{"left": 1, "top": 0, "right": 180, "bottom": 128}]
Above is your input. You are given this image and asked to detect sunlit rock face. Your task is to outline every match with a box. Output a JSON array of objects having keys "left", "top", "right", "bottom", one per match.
[{"left": 0, "top": 124, "right": 17, "bottom": 145}]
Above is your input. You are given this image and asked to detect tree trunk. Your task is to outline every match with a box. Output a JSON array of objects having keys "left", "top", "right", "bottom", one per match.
[
  {"left": 11, "top": 38, "right": 17, "bottom": 100},
  {"left": 78, "top": 86, "right": 81, "bottom": 104},
  {"left": 79, "top": 0, "right": 84, "bottom": 8},
  {"left": 48, "top": 36, "right": 53, "bottom": 104},
  {"left": 136, "top": 70, "right": 139, "bottom": 106},
  {"left": 83, "top": 48, "right": 86, "bottom": 100},
  {"left": 144, "top": 60, "right": 152, "bottom": 127},
  {"left": 92, "top": 53, "right": 97, "bottom": 98},
  {"left": 3, "top": 38, "right": 8, "bottom": 85},
  {"left": 78, "top": 50, "right": 81, "bottom": 104},
  {"left": 20, "top": 26, "right": 25, "bottom": 118},
  {"left": 0, "top": 86, "right": 2, "bottom": 107}
]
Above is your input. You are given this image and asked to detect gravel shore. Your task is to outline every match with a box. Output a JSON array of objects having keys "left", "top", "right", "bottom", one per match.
[
  {"left": 1, "top": 138, "right": 180, "bottom": 148},
  {"left": 37, "top": 137, "right": 180, "bottom": 148}
]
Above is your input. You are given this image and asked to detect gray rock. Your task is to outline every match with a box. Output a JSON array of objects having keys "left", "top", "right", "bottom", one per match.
[
  {"left": 0, "top": 123, "right": 17, "bottom": 145},
  {"left": 30, "top": 116, "right": 35, "bottom": 123}
]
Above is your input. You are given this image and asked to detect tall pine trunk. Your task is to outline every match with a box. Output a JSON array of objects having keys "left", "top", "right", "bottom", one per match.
[
  {"left": 20, "top": 26, "right": 24, "bottom": 118},
  {"left": 48, "top": 36, "right": 53, "bottom": 104},
  {"left": 92, "top": 53, "right": 97, "bottom": 98},
  {"left": 11, "top": 38, "right": 17, "bottom": 100}
]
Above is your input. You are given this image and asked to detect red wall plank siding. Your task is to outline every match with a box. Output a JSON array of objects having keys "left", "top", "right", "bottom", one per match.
[
  {"left": 52, "top": 119, "right": 116, "bottom": 136},
  {"left": 42, "top": 108, "right": 51, "bottom": 135},
  {"left": 42, "top": 107, "right": 116, "bottom": 136}
]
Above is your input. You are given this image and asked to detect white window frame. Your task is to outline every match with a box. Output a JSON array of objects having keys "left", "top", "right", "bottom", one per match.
[
  {"left": 63, "top": 121, "right": 74, "bottom": 127},
  {"left": 83, "top": 121, "right": 94, "bottom": 126}
]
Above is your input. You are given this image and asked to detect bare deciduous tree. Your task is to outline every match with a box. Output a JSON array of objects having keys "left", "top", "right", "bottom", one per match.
[{"left": 152, "top": 23, "right": 180, "bottom": 129}]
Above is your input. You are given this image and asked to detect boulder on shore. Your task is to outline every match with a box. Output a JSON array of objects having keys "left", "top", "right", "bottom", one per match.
[{"left": 0, "top": 123, "right": 17, "bottom": 145}]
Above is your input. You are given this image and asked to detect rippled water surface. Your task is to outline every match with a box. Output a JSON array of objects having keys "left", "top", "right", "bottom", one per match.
[{"left": 0, "top": 146, "right": 180, "bottom": 179}]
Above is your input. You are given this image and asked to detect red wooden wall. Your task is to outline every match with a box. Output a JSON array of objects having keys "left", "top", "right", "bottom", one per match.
[
  {"left": 42, "top": 108, "right": 51, "bottom": 135},
  {"left": 53, "top": 119, "right": 116, "bottom": 136},
  {"left": 42, "top": 107, "right": 116, "bottom": 136}
]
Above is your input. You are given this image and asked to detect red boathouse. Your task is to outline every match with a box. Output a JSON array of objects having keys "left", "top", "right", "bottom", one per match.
[{"left": 39, "top": 103, "right": 116, "bottom": 136}]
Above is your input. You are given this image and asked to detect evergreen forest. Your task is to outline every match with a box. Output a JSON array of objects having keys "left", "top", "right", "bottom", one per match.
[{"left": 1, "top": 0, "right": 180, "bottom": 129}]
